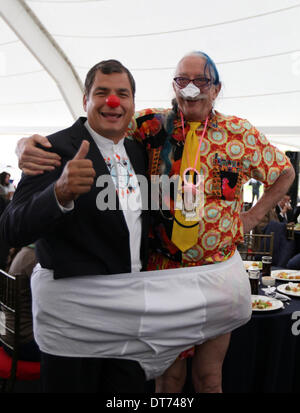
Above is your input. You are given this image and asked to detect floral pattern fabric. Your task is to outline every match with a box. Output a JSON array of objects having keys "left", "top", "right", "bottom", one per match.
[{"left": 127, "top": 108, "right": 292, "bottom": 270}]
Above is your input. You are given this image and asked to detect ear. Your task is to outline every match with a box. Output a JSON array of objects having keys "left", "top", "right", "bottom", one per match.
[
  {"left": 212, "top": 82, "right": 222, "bottom": 99},
  {"left": 83, "top": 94, "right": 87, "bottom": 112}
]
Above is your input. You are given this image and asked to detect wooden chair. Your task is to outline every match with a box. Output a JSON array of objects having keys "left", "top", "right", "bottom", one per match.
[
  {"left": 0, "top": 269, "right": 40, "bottom": 393},
  {"left": 238, "top": 232, "right": 274, "bottom": 261}
]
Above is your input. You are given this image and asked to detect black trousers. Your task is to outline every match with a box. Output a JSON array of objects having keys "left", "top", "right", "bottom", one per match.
[{"left": 41, "top": 352, "right": 146, "bottom": 393}]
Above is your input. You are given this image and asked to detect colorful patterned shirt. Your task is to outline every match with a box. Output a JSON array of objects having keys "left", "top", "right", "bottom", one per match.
[{"left": 127, "top": 108, "right": 292, "bottom": 270}]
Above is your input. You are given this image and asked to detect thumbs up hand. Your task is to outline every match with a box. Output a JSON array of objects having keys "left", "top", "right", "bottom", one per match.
[
  {"left": 73, "top": 140, "right": 90, "bottom": 160},
  {"left": 55, "top": 140, "right": 96, "bottom": 206}
]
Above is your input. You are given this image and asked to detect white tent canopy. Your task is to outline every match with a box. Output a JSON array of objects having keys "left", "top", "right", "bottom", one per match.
[{"left": 0, "top": 0, "right": 300, "bottom": 180}]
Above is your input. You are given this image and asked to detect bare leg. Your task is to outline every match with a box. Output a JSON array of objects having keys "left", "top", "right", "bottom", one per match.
[
  {"left": 155, "top": 358, "right": 187, "bottom": 393},
  {"left": 192, "top": 333, "right": 231, "bottom": 393}
]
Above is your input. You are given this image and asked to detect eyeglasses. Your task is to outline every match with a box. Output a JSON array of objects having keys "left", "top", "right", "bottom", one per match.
[{"left": 173, "top": 77, "right": 212, "bottom": 89}]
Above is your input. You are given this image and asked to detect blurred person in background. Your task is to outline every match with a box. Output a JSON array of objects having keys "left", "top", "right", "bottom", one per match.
[
  {"left": 0, "top": 172, "right": 15, "bottom": 201},
  {"left": 276, "top": 194, "right": 294, "bottom": 223},
  {"left": 248, "top": 178, "right": 262, "bottom": 205}
]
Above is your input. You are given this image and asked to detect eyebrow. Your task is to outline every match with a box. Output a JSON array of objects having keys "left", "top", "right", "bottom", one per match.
[
  {"left": 176, "top": 73, "right": 208, "bottom": 78},
  {"left": 93, "top": 87, "right": 131, "bottom": 93},
  {"left": 117, "top": 88, "right": 131, "bottom": 94}
]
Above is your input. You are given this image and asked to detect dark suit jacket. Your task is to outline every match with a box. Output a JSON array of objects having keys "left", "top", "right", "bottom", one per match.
[
  {"left": 275, "top": 205, "right": 294, "bottom": 223},
  {"left": 0, "top": 118, "right": 149, "bottom": 279},
  {"left": 293, "top": 206, "right": 300, "bottom": 223}
]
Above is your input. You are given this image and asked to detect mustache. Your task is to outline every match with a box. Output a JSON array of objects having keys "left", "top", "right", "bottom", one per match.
[{"left": 181, "top": 94, "right": 207, "bottom": 101}]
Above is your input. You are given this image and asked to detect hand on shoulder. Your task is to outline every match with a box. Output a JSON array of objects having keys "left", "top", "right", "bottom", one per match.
[{"left": 16, "top": 134, "right": 61, "bottom": 175}]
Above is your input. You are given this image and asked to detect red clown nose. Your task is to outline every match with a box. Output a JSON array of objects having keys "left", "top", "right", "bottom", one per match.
[{"left": 106, "top": 95, "right": 120, "bottom": 108}]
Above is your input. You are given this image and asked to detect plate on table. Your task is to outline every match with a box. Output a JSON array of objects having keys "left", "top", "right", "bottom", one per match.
[
  {"left": 251, "top": 295, "right": 283, "bottom": 312},
  {"left": 277, "top": 283, "right": 300, "bottom": 298},
  {"left": 271, "top": 269, "right": 300, "bottom": 282},
  {"left": 243, "top": 261, "right": 262, "bottom": 271}
]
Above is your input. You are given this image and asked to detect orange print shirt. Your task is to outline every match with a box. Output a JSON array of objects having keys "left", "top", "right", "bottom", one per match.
[{"left": 127, "top": 108, "right": 292, "bottom": 270}]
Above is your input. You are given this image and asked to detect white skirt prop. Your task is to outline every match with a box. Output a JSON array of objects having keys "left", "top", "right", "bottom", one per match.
[{"left": 31, "top": 250, "right": 251, "bottom": 380}]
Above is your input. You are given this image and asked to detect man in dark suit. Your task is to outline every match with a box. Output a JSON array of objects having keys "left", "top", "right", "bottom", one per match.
[
  {"left": 276, "top": 194, "right": 294, "bottom": 223},
  {"left": 0, "top": 60, "right": 149, "bottom": 393}
]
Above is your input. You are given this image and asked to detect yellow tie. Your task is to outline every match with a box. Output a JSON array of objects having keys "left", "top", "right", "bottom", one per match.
[{"left": 171, "top": 122, "right": 201, "bottom": 252}]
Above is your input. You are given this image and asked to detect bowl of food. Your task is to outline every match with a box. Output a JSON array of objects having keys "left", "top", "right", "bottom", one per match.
[{"left": 261, "top": 276, "right": 275, "bottom": 287}]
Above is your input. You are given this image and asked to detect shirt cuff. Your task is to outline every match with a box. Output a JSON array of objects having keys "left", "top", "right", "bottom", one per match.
[{"left": 53, "top": 187, "right": 74, "bottom": 213}]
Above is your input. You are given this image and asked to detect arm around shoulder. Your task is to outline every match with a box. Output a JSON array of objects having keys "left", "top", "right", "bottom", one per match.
[{"left": 16, "top": 134, "right": 61, "bottom": 176}]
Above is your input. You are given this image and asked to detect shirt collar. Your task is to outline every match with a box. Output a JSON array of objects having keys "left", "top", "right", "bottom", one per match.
[
  {"left": 209, "top": 109, "right": 219, "bottom": 129},
  {"left": 173, "top": 108, "right": 219, "bottom": 131},
  {"left": 84, "top": 120, "right": 125, "bottom": 152}
]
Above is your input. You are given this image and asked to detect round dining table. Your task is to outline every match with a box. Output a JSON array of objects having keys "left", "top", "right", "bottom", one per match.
[{"left": 221, "top": 276, "right": 300, "bottom": 393}]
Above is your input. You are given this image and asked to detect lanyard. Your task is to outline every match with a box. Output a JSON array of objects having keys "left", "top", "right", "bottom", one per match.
[{"left": 180, "top": 111, "right": 209, "bottom": 187}]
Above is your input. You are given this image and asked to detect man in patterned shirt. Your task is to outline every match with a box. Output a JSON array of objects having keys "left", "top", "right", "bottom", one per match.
[{"left": 15, "top": 52, "right": 295, "bottom": 393}]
